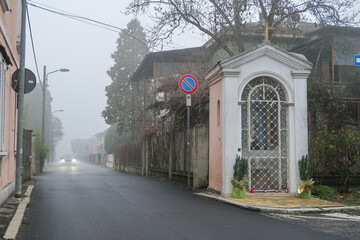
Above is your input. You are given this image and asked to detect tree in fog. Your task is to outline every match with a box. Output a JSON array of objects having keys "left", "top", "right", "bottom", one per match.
[
  {"left": 104, "top": 125, "right": 130, "bottom": 154},
  {"left": 49, "top": 115, "right": 64, "bottom": 162},
  {"left": 127, "top": 0, "right": 360, "bottom": 56},
  {"left": 51, "top": 115, "right": 64, "bottom": 148},
  {"left": 24, "top": 84, "right": 51, "bottom": 135},
  {"left": 102, "top": 19, "right": 149, "bottom": 138},
  {"left": 71, "top": 138, "right": 87, "bottom": 155}
]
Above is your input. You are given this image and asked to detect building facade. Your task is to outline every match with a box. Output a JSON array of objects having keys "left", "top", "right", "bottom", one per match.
[{"left": 0, "top": 0, "right": 21, "bottom": 205}]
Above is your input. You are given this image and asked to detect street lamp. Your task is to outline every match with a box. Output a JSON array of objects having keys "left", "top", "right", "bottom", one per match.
[
  {"left": 52, "top": 109, "right": 64, "bottom": 114},
  {"left": 42, "top": 66, "right": 69, "bottom": 169}
]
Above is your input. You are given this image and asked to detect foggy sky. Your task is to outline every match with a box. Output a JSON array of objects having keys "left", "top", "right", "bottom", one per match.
[{"left": 24, "top": 0, "right": 204, "bottom": 157}]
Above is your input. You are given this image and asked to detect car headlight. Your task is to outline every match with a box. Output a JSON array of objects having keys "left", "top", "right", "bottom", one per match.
[
  {"left": 61, "top": 159, "right": 65, "bottom": 162},
  {"left": 72, "top": 159, "right": 76, "bottom": 162}
]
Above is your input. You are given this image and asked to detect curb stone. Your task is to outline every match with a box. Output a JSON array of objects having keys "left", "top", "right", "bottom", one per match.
[
  {"left": 320, "top": 206, "right": 360, "bottom": 213},
  {"left": 3, "top": 184, "right": 34, "bottom": 240},
  {"left": 194, "top": 192, "right": 360, "bottom": 214}
]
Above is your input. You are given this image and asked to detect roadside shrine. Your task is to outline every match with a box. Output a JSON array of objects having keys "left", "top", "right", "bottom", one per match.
[{"left": 206, "top": 44, "right": 313, "bottom": 197}]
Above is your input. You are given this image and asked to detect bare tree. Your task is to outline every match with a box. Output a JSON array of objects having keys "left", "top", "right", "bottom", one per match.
[
  {"left": 127, "top": 0, "right": 360, "bottom": 56},
  {"left": 141, "top": 52, "right": 212, "bottom": 136},
  {"left": 158, "top": 54, "right": 211, "bottom": 119}
]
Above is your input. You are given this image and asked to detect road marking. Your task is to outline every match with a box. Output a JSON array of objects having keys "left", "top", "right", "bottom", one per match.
[
  {"left": 268, "top": 213, "right": 360, "bottom": 222},
  {"left": 321, "top": 213, "right": 360, "bottom": 221},
  {"left": 270, "top": 214, "right": 307, "bottom": 222}
]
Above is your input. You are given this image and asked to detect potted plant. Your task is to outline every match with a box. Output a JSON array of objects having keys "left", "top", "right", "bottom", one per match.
[
  {"left": 231, "top": 155, "right": 248, "bottom": 198},
  {"left": 298, "top": 155, "right": 315, "bottom": 199}
]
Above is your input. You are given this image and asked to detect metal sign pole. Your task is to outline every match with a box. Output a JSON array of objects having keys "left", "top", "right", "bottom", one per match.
[
  {"left": 186, "top": 95, "right": 191, "bottom": 189},
  {"left": 179, "top": 75, "right": 197, "bottom": 189}
]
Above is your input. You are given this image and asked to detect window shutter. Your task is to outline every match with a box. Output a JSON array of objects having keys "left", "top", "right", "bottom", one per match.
[
  {"left": 17, "top": 0, "right": 22, "bottom": 43},
  {"left": 0, "top": 58, "right": 6, "bottom": 151}
]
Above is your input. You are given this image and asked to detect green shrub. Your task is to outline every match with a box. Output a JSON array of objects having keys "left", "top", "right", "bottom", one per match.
[
  {"left": 233, "top": 155, "right": 248, "bottom": 181},
  {"left": 312, "top": 185, "right": 337, "bottom": 199},
  {"left": 348, "top": 188, "right": 357, "bottom": 194},
  {"left": 348, "top": 188, "right": 359, "bottom": 195},
  {"left": 298, "top": 155, "right": 314, "bottom": 181},
  {"left": 310, "top": 125, "right": 360, "bottom": 193}
]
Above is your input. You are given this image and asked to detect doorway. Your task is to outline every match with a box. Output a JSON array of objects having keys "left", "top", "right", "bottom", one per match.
[{"left": 241, "top": 77, "right": 288, "bottom": 192}]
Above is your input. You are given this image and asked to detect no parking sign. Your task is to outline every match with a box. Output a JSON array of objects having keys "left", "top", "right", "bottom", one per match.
[
  {"left": 179, "top": 74, "right": 198, "bottom": 94},
  {"left": 179, "top": 74, "right": 198, "bottom": 189}
]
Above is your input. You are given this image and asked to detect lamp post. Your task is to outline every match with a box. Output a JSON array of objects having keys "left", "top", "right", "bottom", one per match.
[
  {"left": 52, "top": 109, "right": 64, "bottom": 114},
  {"left": 42, "top": 66, "right": 69, "bottom": 169},
  {"left": 15, "top": 0, "right": 27, "bottom": 198}
]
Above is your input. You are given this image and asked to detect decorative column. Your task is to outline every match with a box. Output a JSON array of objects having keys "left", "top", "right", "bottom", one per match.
[
  {"left": 289, "top": 70, "right": 311, "bottom": 193},
  {"left": 221, "top": 69, "right": 241, "bottom": 197}
]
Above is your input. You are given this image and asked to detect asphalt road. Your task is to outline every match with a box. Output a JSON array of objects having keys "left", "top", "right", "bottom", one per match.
[
  {"left": 18, "top": 162, "right": 345, "bottom": 240},
  {"left": 266, "top": 212, "right": 360, "bottom": 240}
]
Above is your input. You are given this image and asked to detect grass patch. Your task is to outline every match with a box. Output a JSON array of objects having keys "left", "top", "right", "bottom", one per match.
[
  {"left": 312, "top": 185, "right": 360, "bottom": 206},
  {"left": 328, "top": 188, "right": 360, "bottom": 206}
]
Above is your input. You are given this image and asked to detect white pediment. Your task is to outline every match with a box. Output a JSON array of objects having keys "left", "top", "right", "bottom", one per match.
[{"left": 220, "top": 44, "right": 313, "bottom": 71}]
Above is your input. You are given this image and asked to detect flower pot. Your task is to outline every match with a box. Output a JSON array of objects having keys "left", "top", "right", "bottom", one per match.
[
  {"left": 299, "top": 190, "right": 312, "bottom": 199},
  {"left": 232, "top": 187, "right": 246, "bottom": 198},
  {"left": 298, "top": 181, "right": 315, "bottom": 199}
]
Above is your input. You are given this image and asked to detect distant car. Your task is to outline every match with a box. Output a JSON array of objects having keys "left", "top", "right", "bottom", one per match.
[{"left": 60, "top": 154, "right": 77, "bottom": 166}]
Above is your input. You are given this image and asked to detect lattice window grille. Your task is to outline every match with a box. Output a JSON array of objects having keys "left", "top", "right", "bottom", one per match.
[{"left": 241, "top": 77, "right": 288, "bottom": 192}]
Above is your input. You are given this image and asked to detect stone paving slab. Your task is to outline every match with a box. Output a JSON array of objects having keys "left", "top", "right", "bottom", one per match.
[
  {"left": 229, "top": 196, "right": 344, "bottom": 208},
  {"left": 195, "top": 192, "right": 360, "bottom": 214},
  {"left": 0, "top": 197, "right": 21, "bottom": 237}
]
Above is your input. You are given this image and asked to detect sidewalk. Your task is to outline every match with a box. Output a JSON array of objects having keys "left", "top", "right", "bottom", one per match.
[
  {"left": 195, "top": 191, "right": 360, "bottom": 214},
  {"left": 0, "top": 181, "right": 35, "bottom": 240}
]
